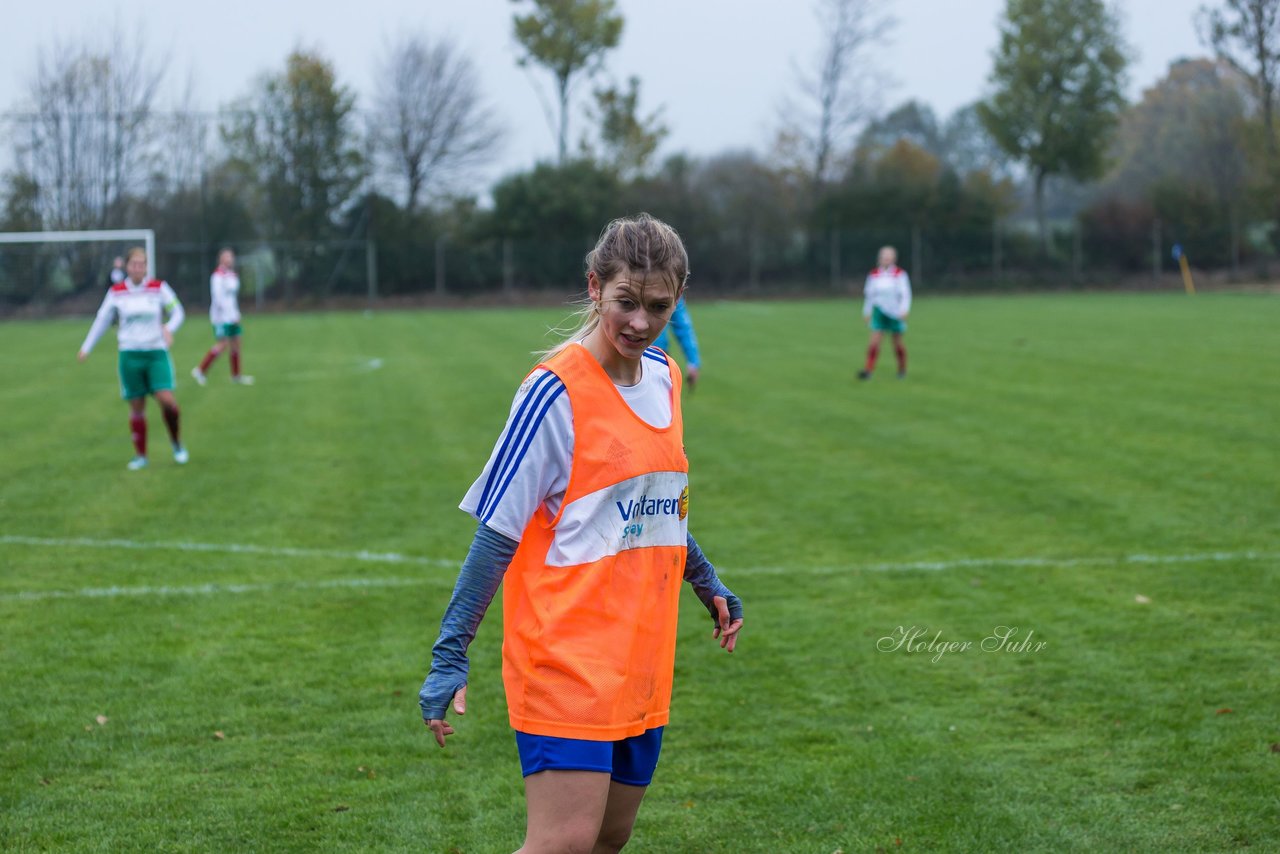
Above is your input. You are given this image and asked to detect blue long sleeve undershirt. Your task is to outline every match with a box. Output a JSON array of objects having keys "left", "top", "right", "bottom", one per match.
[{"left": 418, "top": 523, "right": 742, "bottom": 721}]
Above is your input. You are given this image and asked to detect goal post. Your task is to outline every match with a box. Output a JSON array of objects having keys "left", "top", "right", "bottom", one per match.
[{"left": 0, "top": 229, "right": 156, "bottom": 281}]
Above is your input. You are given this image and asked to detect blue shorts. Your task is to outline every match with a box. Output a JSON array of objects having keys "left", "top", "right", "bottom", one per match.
[{"left": 515, "top": 727, "right": 664, "bottom": 787}]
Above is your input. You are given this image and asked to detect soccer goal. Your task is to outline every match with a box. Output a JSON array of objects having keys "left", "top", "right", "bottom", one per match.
[{"left": 0, "top": 229, "right": 155, "bottom": 307}]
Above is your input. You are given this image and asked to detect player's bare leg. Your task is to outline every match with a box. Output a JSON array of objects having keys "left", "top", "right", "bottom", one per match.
[
  {"left": 592, "top": 780, "right": 648, "bottom": 853},
  {"left": 518, "top": 770, "right": 611, "bottom": 854}
]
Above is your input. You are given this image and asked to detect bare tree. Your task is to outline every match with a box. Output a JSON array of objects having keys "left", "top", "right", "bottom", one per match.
[
  {"left": 777, "top": 0, "right": 895, "bottom": 188},
  {"left": 371, "top": 33, "right": 501, "bottom": 211},
  {"left": 149, "top": 71, "right": 210, "bottom": 198},
  {"left": 1198, "top": 0, "right": 1280, "bottom": 156},
  {"left": 17, "top": 25, "right": 165, "bottom": 229}
]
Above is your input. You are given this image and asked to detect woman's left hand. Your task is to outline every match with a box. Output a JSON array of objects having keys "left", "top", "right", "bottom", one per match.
[
  {"left": 711, "top": 595, "right": 743, "bottom": 653},
  {"left": 163, "top": 328, "right": 174, "bottom": 347}
]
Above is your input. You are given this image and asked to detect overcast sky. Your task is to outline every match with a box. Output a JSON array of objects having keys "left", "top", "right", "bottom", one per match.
[{"left": 1, "top": 0, "right": 1209, "bottom": 183}]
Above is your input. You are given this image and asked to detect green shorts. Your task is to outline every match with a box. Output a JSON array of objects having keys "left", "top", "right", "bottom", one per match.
[
  {"left": 870, "top": 306, "right": 907, "bottom": 334},
  {"left": 213, "top": 322, "right": 243, "bottom": 339},
  {"left": 118, "top": 350, "right": 175, "bottom": 400}
]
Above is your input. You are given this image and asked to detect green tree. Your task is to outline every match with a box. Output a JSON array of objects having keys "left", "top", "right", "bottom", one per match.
[
  {"left": 857, "top": 101, "right": 944, "bottom": 160},
  {"left": 1106, "top": 59, "right": 1252, "bottom": 215},
  {"left": 940, "top": 104, "right": 1014, "bottom": 180},
  {"left": 511, "top": 0, "right": 623, "bottom": 164},
  {"left": 222, "top": 51, "right": 364, "bottom": 246},
  {"left": 0, "top": 173, "right": 42, "bottom": 232},
  {"left": 978, "top": 0, "right": 1130, "bottom": 253},
  {"left": 488, "top": 159, "right": 623, "bottom": 285},
  {"left": 584, "top": 76, "right": 668, "bottom": 178}
]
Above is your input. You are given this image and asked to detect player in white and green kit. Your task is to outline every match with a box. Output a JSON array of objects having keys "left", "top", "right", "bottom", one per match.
[
  {"left": 78, "top": 247, "right": 189, "bottom": 470},
  {"left": 858, "top": 245, "right": 912, "bottom": 380},
  {"left": 191, "top": 248, "right": 253, "bottom": 385}
]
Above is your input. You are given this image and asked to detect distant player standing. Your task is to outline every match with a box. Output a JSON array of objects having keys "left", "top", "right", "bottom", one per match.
[
  {"left": 77, "top": 246, "right": 188, "bottom": 470},
  {"left": 858, "top": 245, "right": 912, "bottom": 380},
  {"left": 192, "top": 248, "right": 254, "bottom": 386},
  {"left": 652, "top": 296, "right": 702, "bottom": 390},
  {"left": 107, "top": 256, "right": 125, "bottom": 287}
]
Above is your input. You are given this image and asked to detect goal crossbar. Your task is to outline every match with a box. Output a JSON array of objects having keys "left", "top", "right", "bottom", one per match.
[{"left": 0, "top": 229, "right": 156, "bottom": 280}]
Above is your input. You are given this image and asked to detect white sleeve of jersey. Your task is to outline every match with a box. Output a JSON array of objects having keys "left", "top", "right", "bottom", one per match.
[
  {"left": 161, "top": 282, "right": 184, "bottom": 333},
  {"left": 900, "top": 273, "right": 912, "bottom": 316},
  {"left": 80, "top": 292, "right": 117, "bottom": 355},
  {"left": 459, "top": 369, "right": 574, "bottom": 542},
  {"left": 862, "top": 275, "right": 873, "bottom": 317}
]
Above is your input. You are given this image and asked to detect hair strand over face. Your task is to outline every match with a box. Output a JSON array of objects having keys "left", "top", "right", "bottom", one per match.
[{"left": 538, "top": 213, "right": 689, "bottom": 361}]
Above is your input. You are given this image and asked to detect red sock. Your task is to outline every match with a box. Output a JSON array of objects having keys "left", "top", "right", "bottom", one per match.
[
  {"left": 129, "top": 413, "right": 147, "bottom": 457},
  {"left": 230, "top": 351, "right": 241, "bottom": 377},
  {"left": 199, "top": 349, "right": 218, "bottom": 372},
  {"left": 895, "top": 341, "right": 907, "bottom": 372},
  {"left": 161, "top": 404, "right": 180, "bottom": 445},
  {"left": 864, "top": 343, "right": 880, "bottom": 372}
]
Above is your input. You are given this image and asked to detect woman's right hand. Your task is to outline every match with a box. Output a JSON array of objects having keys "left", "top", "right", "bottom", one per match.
[{"left": 425, "top": 685, "right": 467, "bottom": 748}]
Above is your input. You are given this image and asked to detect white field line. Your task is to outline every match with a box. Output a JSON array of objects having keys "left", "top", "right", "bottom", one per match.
[
  {"left": 0, "top": 535, "right": 455, "bottom": 567},
  {"left": 1, "top": 535, "right": 1275, "bottom": 602},
  {"left": 0, "top": 576, "right": 435, "bottom": 602},
  {"left": 285, "top": 357, "right": 384, "bottom": 382},
  {"left": 739, "top": 549, "right": 1280, "bottom": 577}
]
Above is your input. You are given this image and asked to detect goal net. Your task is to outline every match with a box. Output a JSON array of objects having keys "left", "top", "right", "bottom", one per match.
[{"left": 0, "top": 229, "right": 155, "bottom": 310}]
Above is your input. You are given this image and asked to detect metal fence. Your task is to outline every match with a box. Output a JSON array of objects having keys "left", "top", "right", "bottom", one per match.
[{"left": 0, "top": 223, "right": 1269, "bottom": 316}]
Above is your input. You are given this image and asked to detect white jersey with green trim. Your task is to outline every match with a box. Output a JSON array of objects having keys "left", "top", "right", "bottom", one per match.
[
  {"left": 80, "top": 279, "right": 185, "bottom": 354},
  {"left": 862, "top": 265, "right": 912, "bottom": 319},
  {"left": 209, "top": 266, "right": 241, "bottom": 325}
]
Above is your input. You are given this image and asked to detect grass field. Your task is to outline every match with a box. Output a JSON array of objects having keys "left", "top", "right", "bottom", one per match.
[{"left": 1, "top": 292, "right": 1277, "bottom": 853}]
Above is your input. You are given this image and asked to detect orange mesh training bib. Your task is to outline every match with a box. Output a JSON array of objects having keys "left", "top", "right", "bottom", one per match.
[{"left": 503, "top": 343, "right": 689, "bottom": 740}]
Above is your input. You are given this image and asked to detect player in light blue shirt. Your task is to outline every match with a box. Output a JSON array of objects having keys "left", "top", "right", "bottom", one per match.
[{"left": 652, "top": 297, "right": 701, "bottom": 389}]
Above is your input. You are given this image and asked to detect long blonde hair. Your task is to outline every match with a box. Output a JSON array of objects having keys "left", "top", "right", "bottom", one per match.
[{"left": 540, "top": 213, "right": 690, "bottom": 360}]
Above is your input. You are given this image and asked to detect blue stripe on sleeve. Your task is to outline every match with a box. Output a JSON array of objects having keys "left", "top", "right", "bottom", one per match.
[
  {"left": 481, "top": 382, "right": 567, "bottom": 525},
  {"left": 475, "top": 372, "right": 559, "bottom": 518},
  {"left": 643, "top": 347, "right": 668, "bottom": 365}
]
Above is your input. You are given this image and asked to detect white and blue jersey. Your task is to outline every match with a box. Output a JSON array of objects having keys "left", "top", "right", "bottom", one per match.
[{"left": 459, "top": 347, "right": 674, "bottom": 542}]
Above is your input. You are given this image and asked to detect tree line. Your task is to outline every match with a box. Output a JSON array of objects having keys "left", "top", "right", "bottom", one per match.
[{"left": 3, "top": 0, "right": 1280, "bottom": 306}]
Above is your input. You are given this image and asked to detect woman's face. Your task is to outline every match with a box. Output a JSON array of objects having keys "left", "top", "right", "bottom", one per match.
[
  {"left": 590, "top": 270, "right": 680, "bottom": 361},
  {"left": 219, "top": 250, "right": 235, "bottom": 269},
  {"left": 126, "top": 253, "right": 147, "bottom": 283}
]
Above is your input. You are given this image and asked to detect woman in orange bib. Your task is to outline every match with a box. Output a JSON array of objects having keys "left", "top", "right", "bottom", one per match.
[{"left": 420, "top": 214, "right": 743, "bottom": 853}]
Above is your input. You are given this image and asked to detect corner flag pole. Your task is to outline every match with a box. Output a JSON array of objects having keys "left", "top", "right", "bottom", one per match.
[{"left": 1171, "top": 244, "right": 1196, "bottom": 296}]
